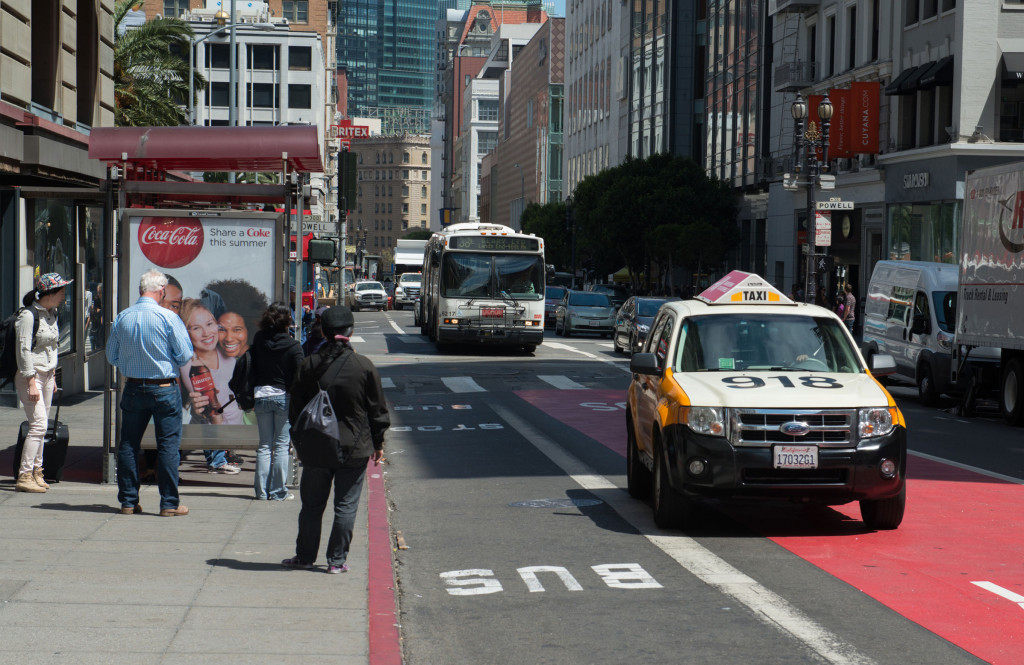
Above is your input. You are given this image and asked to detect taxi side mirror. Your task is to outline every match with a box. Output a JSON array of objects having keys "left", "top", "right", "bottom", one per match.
[
  {"left": 870, "top": 353, "right": 897, "bottom": 376},
  {"left": 630, "top": 352, "right": 661, "bottom": 376}
]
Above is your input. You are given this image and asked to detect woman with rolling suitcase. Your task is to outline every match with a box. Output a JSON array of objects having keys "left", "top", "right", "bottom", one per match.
[{"left": 14, "top": 273, "right": 71, "bottom": 493}]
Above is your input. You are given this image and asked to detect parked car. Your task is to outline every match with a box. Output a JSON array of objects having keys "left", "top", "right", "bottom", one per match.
[
  {"left": 345, "top": 280, "right": 389, "bottom": 311},
  {"left": 554, "top": 290, "right": 616, "bottom": 337},
  {"left": 860, "top": 260, "right": 999, "bottom": 406},
  {"left": 613, "top": 296, "right": 680, "bottom": 354},
  {"left": 586, "top": 283, "right": 630, "bottom": 309},
  {"left": 544, "top": 286, "right": 568, "bottom": 326}
]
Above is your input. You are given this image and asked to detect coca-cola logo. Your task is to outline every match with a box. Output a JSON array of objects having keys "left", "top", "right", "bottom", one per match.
[{"left": 138, "top": 218, "right": 204, "bottom": 269}]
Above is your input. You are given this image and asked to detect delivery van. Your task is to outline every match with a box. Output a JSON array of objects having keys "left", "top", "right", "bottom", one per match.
[{"left": 861, "top": 260, "right": 998, "bottom": 406}]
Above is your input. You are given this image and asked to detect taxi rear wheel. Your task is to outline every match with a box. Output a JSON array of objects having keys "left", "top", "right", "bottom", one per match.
[
  {"left": 626, "top": 415, "right": 651, "bottom": 499},
  {"left": 652, "top": 436, "right": 690, "bottom": 528},
  {"left": 859, "top": 484, "right": 906, "bottom": 530}
]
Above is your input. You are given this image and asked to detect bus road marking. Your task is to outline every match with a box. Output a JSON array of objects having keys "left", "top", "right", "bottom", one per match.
[{"left": 972, "top": 581, "right": 1024, "bottom": 610}]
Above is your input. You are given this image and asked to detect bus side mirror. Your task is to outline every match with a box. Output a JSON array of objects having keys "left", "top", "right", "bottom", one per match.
[{"left": 430, "top": 248, "right": 441, "bottom": 266}]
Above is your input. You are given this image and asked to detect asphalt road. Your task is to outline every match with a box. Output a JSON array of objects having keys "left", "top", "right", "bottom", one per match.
[{"left": 351, "top": 308, "right": 1016, "bottom": 665}]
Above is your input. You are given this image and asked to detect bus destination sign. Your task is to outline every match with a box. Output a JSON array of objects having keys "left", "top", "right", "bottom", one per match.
[{"left": 450, "top": 236, "right": 539, "bottom": 252}]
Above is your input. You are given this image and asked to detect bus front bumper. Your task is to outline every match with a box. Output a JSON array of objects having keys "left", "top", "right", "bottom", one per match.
[{"left": 438, "top": 323, "right": 544, "bottom": 345}]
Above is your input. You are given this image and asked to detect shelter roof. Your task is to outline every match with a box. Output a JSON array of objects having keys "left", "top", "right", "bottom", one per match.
[{"left": 88, "top": 126, "right": 323, "bottom": 174}]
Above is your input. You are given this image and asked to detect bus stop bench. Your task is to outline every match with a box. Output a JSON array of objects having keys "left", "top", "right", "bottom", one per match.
[{"left": 141, "top": 424, "right": 260, "bottom": 450}]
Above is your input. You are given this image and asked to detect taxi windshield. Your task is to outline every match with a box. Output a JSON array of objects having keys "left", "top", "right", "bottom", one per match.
[{"left": 675, "top": 313, "right": 862, "bottom": 373}]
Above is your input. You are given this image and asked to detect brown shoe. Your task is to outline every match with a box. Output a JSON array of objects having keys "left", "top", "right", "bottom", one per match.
[
  {"left": 32, "top": 467, "right": 50, "bottom": 489},
  {"left": 118, "top": 505, "right": 143, "bottom": 515},
  {"left": 159, "top": 505, "right": 189, "bottom": 517},
  {"left": 16, "top": 472, "right": 46, "bottom": 493}
]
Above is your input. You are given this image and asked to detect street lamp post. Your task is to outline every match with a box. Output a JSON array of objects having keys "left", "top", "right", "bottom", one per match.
[
  {"left": 188, "top": 20, "right": 230, "bottom": 125},
  {"left": 791, "top": 93, "right": 833, "bottom": 305},
  {"left": 513, "top": 162, "right": 525, "bottom": 231}
]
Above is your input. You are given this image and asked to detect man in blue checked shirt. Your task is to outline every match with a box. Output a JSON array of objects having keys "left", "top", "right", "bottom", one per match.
[{"left": 106, "top": 269, "right": 194, "bottom": 517}]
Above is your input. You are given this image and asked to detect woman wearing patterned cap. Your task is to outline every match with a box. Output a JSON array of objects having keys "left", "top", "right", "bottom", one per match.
[{"left": 14, "top": 272, "right": 72, "bottom": 493}]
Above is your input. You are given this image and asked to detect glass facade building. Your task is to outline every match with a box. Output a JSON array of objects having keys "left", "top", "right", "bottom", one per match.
[{"left": 337, "top": 0, "right": 381, "bottom": 120}]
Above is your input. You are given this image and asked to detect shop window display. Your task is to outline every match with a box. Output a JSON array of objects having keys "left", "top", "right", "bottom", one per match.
[{"left": 31, "top": 199, "right": 76, "bottom": 354}]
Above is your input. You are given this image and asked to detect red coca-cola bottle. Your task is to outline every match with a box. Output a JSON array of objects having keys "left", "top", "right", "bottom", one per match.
[{"left": 189, "top": 364, "right": 222, "bottom": 417}]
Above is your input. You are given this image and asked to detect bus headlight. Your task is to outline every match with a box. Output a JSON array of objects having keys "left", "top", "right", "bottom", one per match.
[
  {"left": 859, "top": 407, "right": 896, "bottom": 438},
  {"left": 681, "top": 406, "right": 726, "bottom": 437}
]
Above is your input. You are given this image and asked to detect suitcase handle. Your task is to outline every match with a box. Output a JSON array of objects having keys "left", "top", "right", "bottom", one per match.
[{"left": 50, "top": 386, "right": 62, "bottom": 431}]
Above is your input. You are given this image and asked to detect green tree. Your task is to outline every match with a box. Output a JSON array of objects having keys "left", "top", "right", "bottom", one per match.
[
  {"left": 403, "top": 229, "right": 433, "bottom": 240},
  {"left": 521, "top": 201, "right": 571, "bottom": 269},
  {"left": 114, "top": 0, "right": 205, "bottom": 126}
]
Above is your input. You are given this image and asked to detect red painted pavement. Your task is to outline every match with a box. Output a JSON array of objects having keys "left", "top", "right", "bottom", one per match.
[
  {"left": 516, "top": 389, "right": 1024, "bottom": 665},
  {"left": 366, "top": 462, "right": 402, "bottom": 665}
]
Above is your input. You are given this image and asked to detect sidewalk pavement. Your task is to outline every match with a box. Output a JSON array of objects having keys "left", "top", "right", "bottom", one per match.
[{"left": 0, "top": 390, "right": 397, "bottom": 665}]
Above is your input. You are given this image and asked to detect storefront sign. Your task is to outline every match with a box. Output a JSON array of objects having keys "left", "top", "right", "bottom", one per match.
[
  {"left": 903, "top": 172, "right": 930, "bottom": 189},
  {"left": 850, "top": 81, "right": 881, "bottom": 154}
]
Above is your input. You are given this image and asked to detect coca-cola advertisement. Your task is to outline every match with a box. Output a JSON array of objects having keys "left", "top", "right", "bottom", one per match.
[{"left": 126, "top": 210, "right": 281, "bottom": 428}]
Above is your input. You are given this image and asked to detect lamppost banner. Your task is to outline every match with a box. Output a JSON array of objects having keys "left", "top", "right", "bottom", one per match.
[
  {"left": 127, "top": 212, "right": 279, "bottom": 428},
  {"left": 850, "top": 81, "right": 881, "bottom": 153}
]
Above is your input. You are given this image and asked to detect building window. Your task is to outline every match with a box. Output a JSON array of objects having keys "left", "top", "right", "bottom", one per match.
[
  {"left": 207, "top": 82, "right": 229, "bottom": 106},
  {"left": 248, "top": 44, "right": 278, "bottom": 70},
  {"left": 288, "top": 84, "right": 312, "bottom": 109},
  {"left": 478, "top": 131, "right": 498, "bottom": 156},
  {"left": 207, "top": 43, "right": 230, "bottom": 69},
  {"left": 282, "top": 0, "right": 308, "bottom": 23},
  {"left": 403, "top": 152, "right": 410, "bottom": 163},
  {"left": 289, "top": 46, "right": 312, "bottom": 71},
  {"left": 163, "top": 0, "right": 188, "bottom": 18},
  {"left": 526, "top": 98, "right": 534, "bottom": 128},
  {"left": 402, "top": 185, "right": 409, "bottom": 196},
  {"left": 848, "top": 6, "right": 857, "bottom": 70},
  {"left": 420, "top": 203, "right": 427, "bottom": 214},
  {"left": 402, "top": 203, "right": 409, "bottom": 213},
  {"left": 402, "top": 170, "right": 409, "bottom": 179},
  {"left": 478, "top": 99, "right": 499, "bottom": 121},
  {"left": 421, "top": 170, "right": 427, "bottom": 179},
  {"left": 421, "top": 185, "right": 427, "bottom": 197},
  {"left": 247, "top": 83, "right": 278, "bottom": 108},
  {"left": 422, "top": 152, "right": 428, "bottom": 164}
]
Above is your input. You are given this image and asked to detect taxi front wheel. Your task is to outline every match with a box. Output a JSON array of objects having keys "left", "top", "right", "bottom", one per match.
[
  {"left": 652, "top": 437, "right": 691, "bottom": 529},
  {"left": 626, "top": 417, "right": 651, "bottom": 499},
  {"left": 859, "top": 484, "right": 906, "bottom": 530}
]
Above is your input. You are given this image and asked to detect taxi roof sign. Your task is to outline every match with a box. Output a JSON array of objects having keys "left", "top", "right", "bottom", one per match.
[{"left": 696, "top": 271, "right": 794, "bottom": 305}]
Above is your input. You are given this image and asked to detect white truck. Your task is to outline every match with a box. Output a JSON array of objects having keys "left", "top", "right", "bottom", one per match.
[
  {"left": 953, "top": 161, "right": 1024, "bottom": 424},
  {"left": 392, "top": 238, "right": 427, "bottom": 310}
]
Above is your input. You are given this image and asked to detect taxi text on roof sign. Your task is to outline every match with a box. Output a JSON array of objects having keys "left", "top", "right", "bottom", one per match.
[{"left": 696, "top": 270, "right": 794, "bottom": 305}]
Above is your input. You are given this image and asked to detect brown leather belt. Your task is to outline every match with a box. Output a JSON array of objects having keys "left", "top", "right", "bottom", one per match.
[{"left": 126, "top": 377, "right": 178, "bottom": 386}]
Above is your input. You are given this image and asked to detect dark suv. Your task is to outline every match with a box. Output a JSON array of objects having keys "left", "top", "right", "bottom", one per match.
[{"left": 586, "top": 283, "right": 630, "bottom": 309}]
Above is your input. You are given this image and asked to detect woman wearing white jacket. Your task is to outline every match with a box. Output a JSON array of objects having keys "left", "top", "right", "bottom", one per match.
[{"left": 14, "top": 272, "right": 71, "bottom": 493}]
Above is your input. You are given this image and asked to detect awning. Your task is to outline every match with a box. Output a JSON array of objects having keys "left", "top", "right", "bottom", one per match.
[
  {"left": 88, "top": 126, "right": 323, "bottom": 173},
  {"left": 1002, "top": 52, "right": 1024, "bottom": 80},
  {"left": 884, "top": 67, "right": 918, "bottom": 96},
  {"left": 898, "top": 63, "right": 931, "bottom": 94},
  {"left": 919, "top": 55, "right": 954, "bottom": 88}
]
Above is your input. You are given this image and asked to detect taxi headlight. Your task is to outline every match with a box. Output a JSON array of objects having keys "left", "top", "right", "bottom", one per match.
[
  {"left": 859, "top": 407, "right": 896, "bottom": 438},
  {"left": 681, "top": 406, "right": 726, "bottom": 437}
]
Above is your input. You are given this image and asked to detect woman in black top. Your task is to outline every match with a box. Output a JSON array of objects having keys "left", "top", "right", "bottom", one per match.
[{"left": 250, "top": 303, "right": 304, "bottom": 500}]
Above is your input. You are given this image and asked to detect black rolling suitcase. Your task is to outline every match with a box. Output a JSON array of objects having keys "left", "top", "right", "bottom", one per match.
[{"left": 11, "top": 387, "right": 69, "bottom": 482}]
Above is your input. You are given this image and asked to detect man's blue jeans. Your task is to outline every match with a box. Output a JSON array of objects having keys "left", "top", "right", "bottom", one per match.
[
  {"left": 254, "top": 395, "right": 291, "bottom": 500},
  {"left": 117, "top": 383, "right": 183, "bottom": 511},
  {"left": 294, "top": 461, "right": 367, "bottom": 566}
]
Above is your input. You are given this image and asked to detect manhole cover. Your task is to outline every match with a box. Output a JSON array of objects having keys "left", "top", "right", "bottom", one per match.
[{"left": 509, "top": 498, "right": 604, "bottom": 508}]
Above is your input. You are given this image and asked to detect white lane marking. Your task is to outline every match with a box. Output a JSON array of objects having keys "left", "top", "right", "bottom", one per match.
[
  {"left": 544, "top": 341, "right": 631, "bottom": 373},
  {"left": 538, "top": 375, "right": 588, "bottom": 390},
  {"left": 349, "top": 336, "right": 366, "bottom": 344},
  {"left": 441, "top": 376, "right": 487, "bottom": 393},
  {"left": 386, "top": 317, "right": 406, "bottom": 334},
  {"left": 971, "top": 581, "right": 1024, "bottom": 610},
  {"left": 910, "top": 450, "right": 1024, "bottom": 484},
  {"left": 492, "top": 404, "right": 877, "bottom": 665},
  {"left": 381, "top": 377, "right": 396, "bottom": 390}
]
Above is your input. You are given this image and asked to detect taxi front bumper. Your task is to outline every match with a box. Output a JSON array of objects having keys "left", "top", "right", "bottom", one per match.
[{"left": 661, "top": 424, "right": 906, "bottom": 504}]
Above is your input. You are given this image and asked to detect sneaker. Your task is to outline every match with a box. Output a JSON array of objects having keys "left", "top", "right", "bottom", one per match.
[
  {"left": 271, "top": 493, "right": 295, "bottom": 501},
  {"left": 327, "top": 564, "right": 349, "bottom": 574},
  {"left": 207, "top": 464, "right": 241, "bottom": 475},
  {"left": 226, "top": 452, "right": 244, "bottom": 465},
  {"left": 281, "top": 556, "right": 313, "bottom": 569}
]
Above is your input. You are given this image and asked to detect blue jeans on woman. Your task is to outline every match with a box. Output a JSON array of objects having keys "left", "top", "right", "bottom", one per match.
[{"left": 254, "top": 395, "right": 291, "bottom": 500}]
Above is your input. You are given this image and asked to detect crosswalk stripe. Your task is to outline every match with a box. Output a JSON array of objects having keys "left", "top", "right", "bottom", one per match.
[
  {"left": 441, "top": 376, "right": 487, "bottom": 393},
  {"left": 349, "top": 335, "right": 366, "bottom": 343},
  {"left": 538, "top": 375, "right": 587, "bottom": 390},
  {"left": 381, "top": 377, "right": 396, "bottom": 389}
]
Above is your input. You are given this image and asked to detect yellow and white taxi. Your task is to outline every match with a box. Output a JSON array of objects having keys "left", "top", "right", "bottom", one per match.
[{"left": 626, "top": 271, "right": 907, "bottom": 530}]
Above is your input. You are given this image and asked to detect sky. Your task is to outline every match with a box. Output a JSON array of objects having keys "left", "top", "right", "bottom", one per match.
[{"left": 553, "top": 0, "right": 565, "bottom": 17}]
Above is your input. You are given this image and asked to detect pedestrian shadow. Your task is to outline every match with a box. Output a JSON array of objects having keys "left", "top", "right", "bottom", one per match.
[
  {"left": 206, "top": 558, "right": 290, "bottom": 572},
  {"left": 30, "top": 502, "right": 121, "bottom": 514}
]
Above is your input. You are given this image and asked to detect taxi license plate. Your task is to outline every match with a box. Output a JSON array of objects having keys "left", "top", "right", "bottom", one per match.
[
  {"left": 773, "top": 445, "right": 818, "bottom": 469},
  {"left": 482, "top": 307, "right": 504, "bottom": 317}
]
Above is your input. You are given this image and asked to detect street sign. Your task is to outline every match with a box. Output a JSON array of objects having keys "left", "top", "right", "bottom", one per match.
[
  {"left": 815, "top": 199, "right": 854, "bottom": 211},
  {"left": 815, "top": 212, "right": 832, "bottom": 247}
]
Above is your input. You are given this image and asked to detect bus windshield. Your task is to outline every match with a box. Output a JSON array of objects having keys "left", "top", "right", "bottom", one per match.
[{"left": 442, "top": 253, "right": 545, "bottom": 301}]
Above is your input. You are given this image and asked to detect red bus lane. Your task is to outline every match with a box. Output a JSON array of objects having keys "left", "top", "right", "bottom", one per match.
[{"left": 516, "top": 389, "right": 1024, "bottom": 665}]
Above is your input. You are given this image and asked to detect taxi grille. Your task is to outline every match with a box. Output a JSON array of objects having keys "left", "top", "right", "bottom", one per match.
[{"left": 730, "top": 409, "right": 855, "bottom": 447}]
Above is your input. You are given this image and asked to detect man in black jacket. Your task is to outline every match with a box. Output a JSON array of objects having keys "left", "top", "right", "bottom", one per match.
[{"left": 282, "top": 306, "right": 389, "bottom": 573}]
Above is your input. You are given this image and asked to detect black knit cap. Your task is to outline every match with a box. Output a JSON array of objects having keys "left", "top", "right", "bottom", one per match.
[{"left": 321, "top": 306, "right": 354, "bottom": 332}]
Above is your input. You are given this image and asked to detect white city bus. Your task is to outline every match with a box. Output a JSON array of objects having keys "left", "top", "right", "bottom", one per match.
[{"left": 418, "top": 222, "right": 546, "bottom": 352}]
